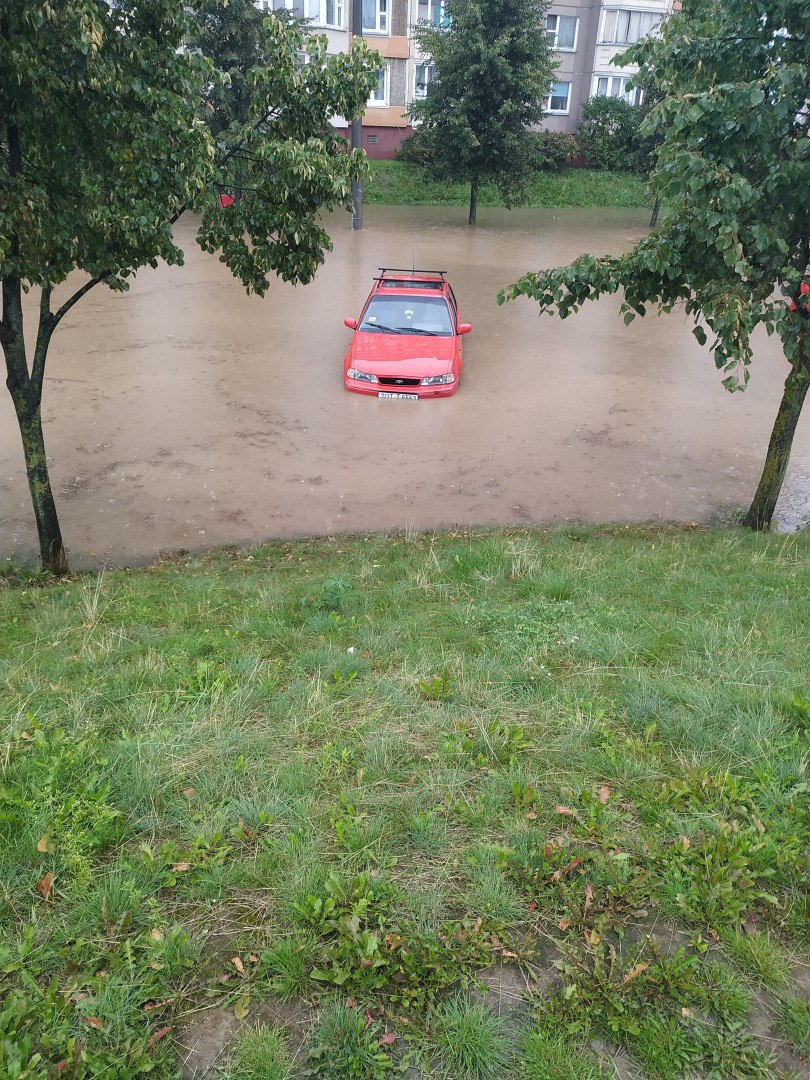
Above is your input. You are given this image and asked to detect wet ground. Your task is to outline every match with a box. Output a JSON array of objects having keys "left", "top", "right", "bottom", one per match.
[{"left": 1, "top": 206, "right": 808, "bottom": 568}]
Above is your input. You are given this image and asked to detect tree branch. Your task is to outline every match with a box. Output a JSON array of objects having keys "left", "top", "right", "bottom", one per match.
[
  {"left": 50, "top": 273, "right": 108, "bottom": 333},
  {"left": 48, "top": 106, "right": 282, "bottom": 333},
  {"left": 31, "top": 284, "right": 53, "bottom": 404}
]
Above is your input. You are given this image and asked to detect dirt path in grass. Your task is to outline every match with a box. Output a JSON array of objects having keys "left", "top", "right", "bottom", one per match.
[{"left": 1, "top": 206, "right": 808, "bottom": 569}]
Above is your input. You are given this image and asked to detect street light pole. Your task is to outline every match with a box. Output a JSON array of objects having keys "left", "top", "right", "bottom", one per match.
[{"left": 350, "top": 0, "right": 363, "bottom": 229}]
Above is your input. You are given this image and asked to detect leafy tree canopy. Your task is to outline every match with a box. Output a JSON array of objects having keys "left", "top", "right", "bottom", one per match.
[
  {"left": 0, "top": 0, "right": 379, "bottom": 570},
  {"left": 502, "top": 0, "right": 809, "bottom": 389},
  {"left": 402, "top": 0, "right": 556, "bottom": 219},
  {"left": 188, "top": 0, "right": 270, "bottom": 138}
]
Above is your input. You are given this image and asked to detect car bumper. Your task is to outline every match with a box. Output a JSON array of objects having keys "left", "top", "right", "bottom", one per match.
[{"left": 344, "top": 378, "right": 458, "bottom": 398}]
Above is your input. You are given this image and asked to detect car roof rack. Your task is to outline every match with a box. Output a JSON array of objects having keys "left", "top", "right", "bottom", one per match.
[
  {"left": 377, "top": 267, "right": 447, "bottom": 278},
  {"left": 374, "top": 268, "right": 447, "bottom": 291}
]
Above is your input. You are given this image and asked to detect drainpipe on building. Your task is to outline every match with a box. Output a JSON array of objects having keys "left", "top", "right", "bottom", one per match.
[{"left": 350, "top": 0, "right": 363, "bottom": 229}]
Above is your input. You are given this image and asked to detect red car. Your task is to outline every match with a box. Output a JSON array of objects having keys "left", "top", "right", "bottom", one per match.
[{"left": 343, "top": 268, "right": 471, "bottom": 399}]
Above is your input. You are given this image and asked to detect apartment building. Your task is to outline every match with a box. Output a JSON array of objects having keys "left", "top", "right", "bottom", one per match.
[
  {"left": 258, "top": 0, "right": 415, "bottom": 156},
  {"left": 544, "top": 0, "right": 675, "bottom": 133},
  {"left": 257, "top": 1, "right": 675, "bottom": 157}
]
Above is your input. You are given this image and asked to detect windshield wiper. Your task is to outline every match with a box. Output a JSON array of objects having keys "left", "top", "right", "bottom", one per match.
[
  {"left": 361, "top": 322, "right": 403, "bottom": 334},
  {"left": 405, "top": 327, "right": 441, "bottom": 335}
]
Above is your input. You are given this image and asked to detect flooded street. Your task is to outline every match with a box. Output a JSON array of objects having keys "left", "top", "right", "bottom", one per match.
[{"left": 1, "top": 205, "right": 808, "bottom": 568}]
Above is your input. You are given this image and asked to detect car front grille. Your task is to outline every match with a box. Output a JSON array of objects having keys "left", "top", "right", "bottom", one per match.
[{"left": 378, "top": 377, "right": 421, "bottom": 387}]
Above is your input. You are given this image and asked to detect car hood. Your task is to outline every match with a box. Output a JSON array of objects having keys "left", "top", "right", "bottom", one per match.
[{"left": 349, "top": 333, "right": 455, "bottom": 376}]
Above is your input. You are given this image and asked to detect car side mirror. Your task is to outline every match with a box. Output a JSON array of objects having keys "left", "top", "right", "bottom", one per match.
[
  {"left": 344, "top": 317, "right": 357, "bottom": 330},
  {"left": 458, "top": 323, "right": 472, "bottom": 335}
]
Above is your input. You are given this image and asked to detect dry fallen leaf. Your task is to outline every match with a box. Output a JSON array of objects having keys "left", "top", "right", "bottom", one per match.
[
  {"left": 679, "top": 835, "right": 690, "bottom": 851},
  {"left": 597, "top": 785, "right": 611, "bottom": 805},
  {"left": 82, "top": 1016, "right": 104, "bottom": 1030},
  {"left": 379, "top": 1032, "right": 399, "bottom": 1046},
  {"left": 231, "top": 956, "right": 246, "bottom": 976},
  {"left": 622, "top": 961, "right": 651, "bottom": 985},
  {"left": 35, "top": 872, "right": 54, "bottom": 900},
  {"left": 233, "top": 996, "right": 250, "bottom": 1020},
  {"left": 558, "top": 919, "right": 571, "bottom": 931},
  {"left": 146, "top": 1025, "right": 171, "bottom": 1050},
  {"left": 172, "top": 861, "right": 190, "bottom": 872},
  {"left": 555, "top": 805, "right": 574, "bottom": 816},
  {"left": 36, "top": 833, "right": 56, "bottom": 854},
  {"left": 584, "top": 883, "right": 593, "bottom": 912},
  {"left": 151, "top": 928, "right": 164, "bottom": 942},
  {"left": 551, "top": 856, "right": 583, "bottom": 882},
  {"left": 182, "top": 788, "right": 196, "bottom": 799}
]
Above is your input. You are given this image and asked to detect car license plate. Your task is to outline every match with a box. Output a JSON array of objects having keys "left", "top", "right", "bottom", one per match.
[{"left": 378, "top": 391, "right": 419, "bottom": 400}]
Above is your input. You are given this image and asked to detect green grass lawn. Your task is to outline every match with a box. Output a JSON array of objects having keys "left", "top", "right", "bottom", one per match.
[
  {"left": 364, "top": 160, "right": 651, "bottom": 209},
  {"left": 1, "top": 525, "right": 808, "bottom": 1078}
]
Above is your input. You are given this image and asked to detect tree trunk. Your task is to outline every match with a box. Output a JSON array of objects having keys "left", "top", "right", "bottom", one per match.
[
  {"left": 469, "top": 176, "right": 478, "bottom": 226},
  {"left": 649, "top": 198, "right": 661, "bottom": 228},
  {"left": 15, "top": 402, "right": 68, "bottom": 573},
  {"left": 3, "top": 276, "right": 68, "bottom": 573},
  {"left": 742, "top": 362, "right": 809, "bottom": 531}
]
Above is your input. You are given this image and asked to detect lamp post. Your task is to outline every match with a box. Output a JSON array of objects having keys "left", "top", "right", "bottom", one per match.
[{"left": 350, "top": 0, "right": 363, "bottom": 229}]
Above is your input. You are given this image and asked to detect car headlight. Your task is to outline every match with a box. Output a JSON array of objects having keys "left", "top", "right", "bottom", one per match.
[
  {"left": 421, "top": 373, "right": 455, "bottom": 386},
  {"left": 347, "top": 368, "right": 378, "bottom": 383}
]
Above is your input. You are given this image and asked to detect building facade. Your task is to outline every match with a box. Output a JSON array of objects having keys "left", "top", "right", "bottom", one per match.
[
  {"left": 543, "top": 0, "right": 675, "bottom": 133},
  {"left": 257, "top": 0, "right": 676, "bottom": 158}
]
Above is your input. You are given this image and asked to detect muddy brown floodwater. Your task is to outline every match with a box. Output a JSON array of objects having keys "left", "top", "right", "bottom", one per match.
[{"left": 1, "top": 206, "right": 808, "bottom": 568}]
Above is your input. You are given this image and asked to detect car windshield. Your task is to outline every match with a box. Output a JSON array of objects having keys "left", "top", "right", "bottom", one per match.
[{"left": 359, "top": 295, "right": 454, "bottom": 336}]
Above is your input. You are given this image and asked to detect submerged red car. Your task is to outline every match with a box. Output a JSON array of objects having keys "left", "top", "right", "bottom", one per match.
[{"left": 343, "top": 268, "right": 471, "bottom": 399}]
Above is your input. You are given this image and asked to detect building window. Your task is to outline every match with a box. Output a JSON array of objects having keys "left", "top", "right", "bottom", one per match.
[
  {"left": 543, "top": 81, "right": 571, "bottom": 114},
  {"left": 362, "top": 0, "right": 388, "bottom": 33},
  {"left": 416, "top": 1, "right": 448, "bottom": 26},
  {"left": 366, "top": 134, "right": 378, "bottom": 144},
  {"left": 304, "top": 0, "right": 343, "bottom": 27},
  {"left": 368, "top": 65, "right": 389, "bottom": 106},
  {"left": 594, "top": 75, "right": 644, "bottom": 105},
  {"left": 600, "top": 9, "right": 663, "bottom": 45},
  {"left": 546, "top": 13, "right": 578, "bottom": 51},
  {"left": 414, "top": 61, "right": 437, "bottom": 99},
  {"left": 266, "top": 0, "right": 305, "bottom": 15}
]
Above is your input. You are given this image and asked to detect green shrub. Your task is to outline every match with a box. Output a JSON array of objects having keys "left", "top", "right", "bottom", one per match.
[
  {"left": 526, "top": 130, "right": 579, "bottom": 171},
  {"left": 577, "top": 96, "right": 644, "bottom": 172}
]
